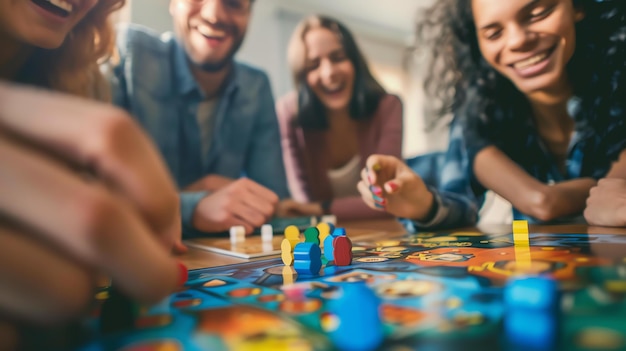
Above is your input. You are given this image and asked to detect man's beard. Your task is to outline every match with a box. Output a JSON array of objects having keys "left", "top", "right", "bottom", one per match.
[{"left": 192, "top": 36, "right": 245, "bottom": 73}]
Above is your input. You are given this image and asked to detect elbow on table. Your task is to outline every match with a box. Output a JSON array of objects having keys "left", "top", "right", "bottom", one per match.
[{"left": 523, "top": 189, "right": 560, "bottom": 222}]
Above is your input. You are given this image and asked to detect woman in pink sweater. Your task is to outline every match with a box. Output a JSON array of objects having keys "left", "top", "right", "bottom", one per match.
[{"left": 276, "top": 15, "right": 403, "bottom": 221}]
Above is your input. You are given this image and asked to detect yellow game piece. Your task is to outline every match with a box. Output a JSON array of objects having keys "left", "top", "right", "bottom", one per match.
[
  {"left": 512, "top": 220, "right": 529, "bottom": 242},
  {"left": 512, "top": 220, "right": 531, "bottom": 273},
  {"left": 282, "top": 266, "right": 295, "bottom": 285},
  {"left": 281, "top": 238, "right": 294, "bottom": 266},
  {"left": 371, "top": 163, "right": 381, "bottom": 172},
  {"left": 316, "top": 222, "right": 331, "bottom": 247},
  {"left": 284, "top": 225, "right": 301, "bottom": 247}
]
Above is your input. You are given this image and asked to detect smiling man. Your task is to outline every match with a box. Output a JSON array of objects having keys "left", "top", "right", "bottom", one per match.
[{"left": 109, "top": 0, "right": 289, "bottom": 237}]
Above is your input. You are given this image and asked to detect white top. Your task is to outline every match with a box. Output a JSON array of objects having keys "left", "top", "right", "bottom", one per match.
[{"left": 327, "top": 155, "right": 361, "bottom": 198}]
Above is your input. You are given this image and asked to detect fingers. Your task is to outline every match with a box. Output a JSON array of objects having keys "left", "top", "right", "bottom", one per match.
[
  {"left": 0, "top": 137, "right": 181, "bottom": 304},
  {"left": 358, "top": 180, "right": 385, "bottom": 211},
  {"left": 0, "top": 84, "right": 180, "bottom": 247},
  {"left": 0, "top": 225, "right": 93, "bottom": 325}
]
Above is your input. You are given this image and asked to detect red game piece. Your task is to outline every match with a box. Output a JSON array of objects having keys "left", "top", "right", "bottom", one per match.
[{"left": 333, "top": 236, "right": 353, "bottom": 266}]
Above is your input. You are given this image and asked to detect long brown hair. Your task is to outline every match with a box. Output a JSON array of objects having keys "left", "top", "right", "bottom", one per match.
[
  {"left": 287, "top": 15, "right": 386, "bottom": 130},
  {"left": 28, "top": 0, "right": 125, "bottom": 100}
]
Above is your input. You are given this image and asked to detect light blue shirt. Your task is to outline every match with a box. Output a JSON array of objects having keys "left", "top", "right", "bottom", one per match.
[{"left": 109, "top": 24, "right": 289, "bottom": 234}]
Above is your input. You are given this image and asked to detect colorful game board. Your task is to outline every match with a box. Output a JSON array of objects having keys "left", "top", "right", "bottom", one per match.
[{"left": 82, "top": 229, "right": 626, "bottom": 351}]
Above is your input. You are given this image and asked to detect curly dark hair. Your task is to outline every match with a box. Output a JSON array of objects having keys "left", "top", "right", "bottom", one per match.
[{"left": 412, "top": 0, "right": 626, "bottom": 170}]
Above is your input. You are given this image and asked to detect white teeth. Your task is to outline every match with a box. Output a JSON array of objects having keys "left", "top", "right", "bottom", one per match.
[
  {"left": 46, "top": 0, "right": 73, "bottom": 12},
  {"left": 197, "top": 26, "right": 225, "bottom": 38},
  {"left": 514, "top": 52, "right": 549, "bottom": 69}
]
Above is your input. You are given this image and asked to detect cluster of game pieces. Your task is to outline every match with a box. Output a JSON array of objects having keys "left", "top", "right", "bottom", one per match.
[
  {"left": 505, "top": 220, "right": 559, "bottom": 350},
  {"left": 281, "top": 221, "right": 353, "bottom": 276}
]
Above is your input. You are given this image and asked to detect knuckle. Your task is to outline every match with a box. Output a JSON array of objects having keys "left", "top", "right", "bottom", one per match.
[
  {"left": 88, "top": 109, "right": 137, "bottom": 156},
  {"left": 73, "top": 188, "right": 124, "bottom": 242}
]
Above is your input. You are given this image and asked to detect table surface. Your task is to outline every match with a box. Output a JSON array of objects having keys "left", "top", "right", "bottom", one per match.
[{"left": 180, "top": 219, "right": 626, "bottom": 270}]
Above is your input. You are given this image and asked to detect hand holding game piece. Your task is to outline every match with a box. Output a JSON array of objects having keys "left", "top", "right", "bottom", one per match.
[
  {"left": 191, "top": 178, "right": 279, "bottom": 235},
  {"left": 584, "top": 178, "right": 626, "bottom": 227},
  {"left": 0, "top": 85, "right": 186, "bottom": 329},
  {"left": 357, "top": 154, "right": 436, "bottom": 221}
]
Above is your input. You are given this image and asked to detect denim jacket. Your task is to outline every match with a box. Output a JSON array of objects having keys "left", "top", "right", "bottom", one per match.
[{"left": 109, "top": 24, "right": 289, "bottom": 233}]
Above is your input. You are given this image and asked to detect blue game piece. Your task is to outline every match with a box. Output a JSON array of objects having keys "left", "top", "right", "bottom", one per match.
[
  {"left": 324, "top": 234, "right": 336, "bottom": 261},
  {"left": 505, "top": 309, "right": 557, "bottom": 350},
  {"left": 332, "top": 227, "right": 347, "bottom": 237},
  {"left": 323, "top": 282, "right": 384, "bottom": 351},
  {"left": 504, "top": 276, "right": 558, "bottom": 311},
  {"left": 293, "top": 242, "right": 322, "bottom": 276},
  {"left": 504, "top": 276, "right": 559, "bottom": 350}
]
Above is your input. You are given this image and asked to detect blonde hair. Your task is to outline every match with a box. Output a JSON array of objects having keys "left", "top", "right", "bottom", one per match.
[{"left": 32, "top": 0, "right": 125, "bottom": 100}]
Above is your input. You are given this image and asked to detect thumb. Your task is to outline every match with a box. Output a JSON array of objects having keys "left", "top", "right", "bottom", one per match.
[{"left": 383, "top": 179, "right": 402, "bottom": 194}]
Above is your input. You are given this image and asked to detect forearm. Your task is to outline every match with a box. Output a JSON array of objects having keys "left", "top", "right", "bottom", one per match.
[
  {"left": 179, "top": 191, "right": 208, "bottom": 230},
  {"left": 401, "top": 188, "right": 479, "bottom": 232},
  {"left": 545, "top": 178, "right": 597, "bottom": 219}
]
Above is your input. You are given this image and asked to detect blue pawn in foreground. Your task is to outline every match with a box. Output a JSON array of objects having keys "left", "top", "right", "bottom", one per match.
[
  {"left": 504, "top": 276, "right": 559, "bottom": 351},
  {"left": 293, "top": 242, "right": 322, "bottom": 276},
  {"left": 323, "top": 282, "right": 384, "bottom": 351}
]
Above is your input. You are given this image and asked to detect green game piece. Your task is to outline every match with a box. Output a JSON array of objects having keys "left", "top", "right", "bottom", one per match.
[{"left": 304, "top": 227, "right": 320, "bottom": 245}]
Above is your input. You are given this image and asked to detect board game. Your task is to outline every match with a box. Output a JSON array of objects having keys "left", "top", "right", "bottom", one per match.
[{"left": 81, "top": 226, "right": 626, "bottom": 351}]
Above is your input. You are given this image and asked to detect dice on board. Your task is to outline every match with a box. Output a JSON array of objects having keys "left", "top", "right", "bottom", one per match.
[
  {"left": 261, "top": 224, "right": 273, "bottom": 242},
  {"left": 229, "top": 225, "right": 245, "bottom": 244}
]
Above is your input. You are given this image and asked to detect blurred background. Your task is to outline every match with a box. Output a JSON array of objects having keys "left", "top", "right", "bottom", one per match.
[
  {"left": 117, "top": 0, "right": 512, "bottom": 224},
  {"left": 118, "top": 0, "right": 440, "bottom": 158}
]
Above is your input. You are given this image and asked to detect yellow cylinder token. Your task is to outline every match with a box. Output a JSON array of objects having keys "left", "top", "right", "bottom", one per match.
[{"left": 281, "top": 238, "right": 294, "bottom": 266}]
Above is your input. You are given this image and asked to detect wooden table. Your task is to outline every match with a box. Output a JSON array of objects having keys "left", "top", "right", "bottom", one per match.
[{"left": 180, "top": 219, "right": 626, "bottom": 270}]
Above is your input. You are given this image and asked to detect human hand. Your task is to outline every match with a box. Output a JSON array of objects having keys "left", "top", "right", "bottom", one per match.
[
  {"left": 0, "top": 84, "right": 186, "bottom": 336},
  {"left": 584, "top": 178, "right": 626, "bottom": 227},
  {"left": 357, "top": 154, "right": 434, "bottom": 220},
  {"left": 184, "top": 174, "right": 235, "bottom": 192},
  {"left": 276, "top": 198, "right": 323, "bottom": 217},
  {"left": 192, "top": 178, "right": 279, "bottom": 234}
]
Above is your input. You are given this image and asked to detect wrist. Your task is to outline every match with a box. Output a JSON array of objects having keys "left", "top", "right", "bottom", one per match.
[{"left": 413, "top": 190, "right": 436, "bottom": 222}]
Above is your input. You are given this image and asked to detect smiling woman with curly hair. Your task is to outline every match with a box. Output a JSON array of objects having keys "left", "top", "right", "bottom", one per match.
[
  {"left": 357, "top": 0, "right": 626, "bottom": 230},
  {"left": 1, "top": 0, "right": 125, "bottom": 98}
]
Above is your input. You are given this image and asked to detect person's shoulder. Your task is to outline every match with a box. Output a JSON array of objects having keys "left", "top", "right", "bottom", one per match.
[
  {"left": 116, "top": 23, "right": 176, "bottom": 56},
  {"left": 276, "top": 91, "right": 299, "bottom": 123},
  {"left": 380, "top": 93, "right": 403, "bottom": 109},
  {"left": 372, "top": 93, "right": 403, "bottom": 120}
]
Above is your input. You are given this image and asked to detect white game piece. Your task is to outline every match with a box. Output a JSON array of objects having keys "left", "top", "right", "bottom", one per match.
[
  {"left": 310, "top": 216, "right": 319, "bottom": 226},
  {"left": 261, "top": 224, "right": 273, "bottom": 242},
  {"left": 321, "top": 214, "right": 337, "bottom": 226},
  {"left": 229, "top": 225, "right": 245, "bottom": 244}
]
